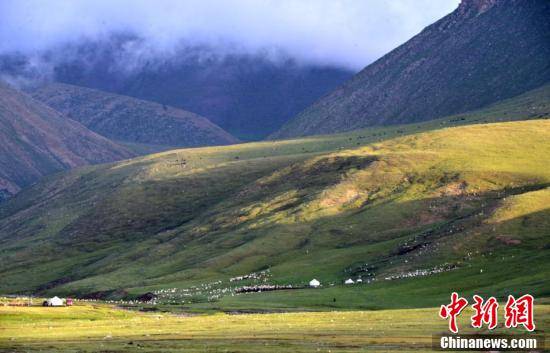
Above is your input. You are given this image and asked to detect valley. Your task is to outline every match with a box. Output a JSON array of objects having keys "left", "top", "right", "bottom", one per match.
[
  {"left": 1, "top": 86, "right": 548, "bottom": 311},
  {"left": 0, "top": 1, "right": 548, "bottom": 351}
]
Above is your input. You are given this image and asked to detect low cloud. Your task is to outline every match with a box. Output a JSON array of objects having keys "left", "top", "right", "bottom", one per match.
[{"left": 0, "top": 0, "right": 459, "bottom": 70}]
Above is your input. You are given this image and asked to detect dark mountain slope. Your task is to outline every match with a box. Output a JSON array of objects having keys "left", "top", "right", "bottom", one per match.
[
  {"left": 28, "top": 83, "right": 239, "bottom": 148},
  {"left": 0, "top": 45, "right": 354, "bottom": 140},
  {"left": 273, "top": 0, "right": 550, "bottom": 138},
  {"left": 0, "top": 82, "right": 133, "bottom": 200},
  {"left": 56, "top": 53, "right": 354, "bottom": 141}
]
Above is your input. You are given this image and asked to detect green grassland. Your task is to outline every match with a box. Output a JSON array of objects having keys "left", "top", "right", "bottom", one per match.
[
  {"left": 1, "top": 302, "right": 548, "bottom": 352},
  {"left": 0, "top": 85, "right": 549, "bottom": 312}
]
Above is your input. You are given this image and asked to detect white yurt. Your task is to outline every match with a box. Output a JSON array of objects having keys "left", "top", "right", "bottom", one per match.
[
  {"left": 344, "top": 278, "right": 355, "bottom": 285},
  {"left": 46, "top": 296, "right": 64, "bottom": 306},
  {"left": 309, "top": 279, "right": 321, "bottom": 288}
]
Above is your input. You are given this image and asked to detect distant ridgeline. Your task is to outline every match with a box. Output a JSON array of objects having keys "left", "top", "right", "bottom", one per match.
[
  {"left": 0, "top": 47, "right": 354, "bottom": 141},
  {"left": 27, "top": 82, "right": 239, "bottom": 148}
]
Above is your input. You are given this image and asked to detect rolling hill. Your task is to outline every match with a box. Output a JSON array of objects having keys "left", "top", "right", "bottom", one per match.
[
  {"left": 0, "top": 86, "right": 548, "bottom": 310},
  {"left": 272, "top": 0, "right": 550, "bottom": 139},
  {"left": 28, "top": 82, "right": 239, "bottom": 149},
  {"left": 0, "top": 82, "right": 133, "bottom": 202},
  {"left": 1, "top": 43, "right": 354, "bottom": 140}
]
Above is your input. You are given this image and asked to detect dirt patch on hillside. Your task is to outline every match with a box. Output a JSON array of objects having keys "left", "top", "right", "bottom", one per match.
[
  {"left": 439, "top": 181, "right": 468, "bottom": 197},
  {"left": 320, "top": 188, "right": 362, "bottom": 208}
]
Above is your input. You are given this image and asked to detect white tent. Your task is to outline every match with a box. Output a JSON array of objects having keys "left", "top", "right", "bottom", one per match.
[
  {"left": 356, "top": 278, "right": 363, "bottom": 283},
  {"left": 309, "top": 279, "right": 320, "bottom": 288},
  {"left": 46, "top": 296, "right": 64, "bottom": 306},
  {"left": 344, "top": 278, "right": 355, "bottom": 285}
]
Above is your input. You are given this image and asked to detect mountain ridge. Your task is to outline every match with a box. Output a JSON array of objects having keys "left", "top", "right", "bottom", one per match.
[
  {"left": 0, "top": 82, "right": 134, "bottom": 201},
  {"left": 272, "top": 0, "right": 550, "bottom": 138},
  {"left": 0, "top": 47, "right": 354, "bottom": 140},
  {"left": 28, "top": 82, "right": 239, "bottom": 148}
]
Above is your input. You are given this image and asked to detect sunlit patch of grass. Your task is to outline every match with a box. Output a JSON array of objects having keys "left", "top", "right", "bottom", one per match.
[{"left": 488, "top": 187, "right": 550, "bottom": 223}]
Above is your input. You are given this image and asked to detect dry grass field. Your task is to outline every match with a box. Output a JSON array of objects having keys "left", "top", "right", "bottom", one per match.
[{"left": 0, "top": 302, "right": 548, "bottom": 352}]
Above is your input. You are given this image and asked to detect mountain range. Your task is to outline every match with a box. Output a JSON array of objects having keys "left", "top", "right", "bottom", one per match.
[
  {"left": 0, "top": 84, "right": 548, "bottom": 304},
  {"left": 1, "top": 45, "right": 354, "bottom": 140},
  {"left": 273, "top": 0, "right": 550, "bottom": 138}
]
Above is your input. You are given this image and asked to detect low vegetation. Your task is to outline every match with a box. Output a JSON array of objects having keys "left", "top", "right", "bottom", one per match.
[
  {"left": 1, "top": 302, "right": 548, "bottom": 352},
  {"left": 0, "top": 87, "right": 549, "bottom": 312}
]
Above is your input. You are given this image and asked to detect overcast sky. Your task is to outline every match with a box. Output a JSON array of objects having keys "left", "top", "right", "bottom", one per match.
[{"left": 0, "top": 0, "right": 460, "bottom": 70}]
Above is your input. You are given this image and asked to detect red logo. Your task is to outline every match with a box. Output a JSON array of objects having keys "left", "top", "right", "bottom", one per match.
[
  {"left": 504, "top": 294, "right": 535, "bottom": 331},
  {"left": 439, "top": 292, "right": 469, "bottom": 333},
  {"left": 471, "top": 295, "right": 499, "bottom": 330},
  {"left": 439, "top": 293, "right": 535, "bottom": 333}
]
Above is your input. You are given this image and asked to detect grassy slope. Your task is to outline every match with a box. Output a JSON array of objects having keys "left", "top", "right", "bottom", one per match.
[
  {"left": 28, "top": 82, "right": 239, "bottom": 148},
  {"left": 1, "top": 302, "right": 548, "bottom": 352},
  {"left": 0, "top": 86, "right": 549, "bottom": 311}
]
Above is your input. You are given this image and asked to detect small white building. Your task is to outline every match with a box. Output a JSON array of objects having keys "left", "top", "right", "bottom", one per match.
[
  {"left": 309, "top": 279, "right": 321, "bottom": 288},
  {"left": 45, "top": 296, "right": 64, "bottom": 306},
  {"left": 344, "top": 278, "right": 355, "bottom": 285}
]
